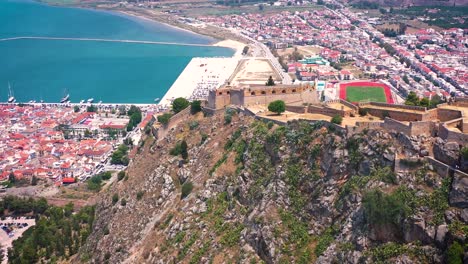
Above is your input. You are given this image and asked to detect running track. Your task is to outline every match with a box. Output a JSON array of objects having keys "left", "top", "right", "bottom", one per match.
[{"left": 339, "top": 81, "right": 394, "bottom": 104}]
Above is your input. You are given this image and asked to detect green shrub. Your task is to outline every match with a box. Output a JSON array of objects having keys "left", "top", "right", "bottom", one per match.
[
  {"left": 268, "top": 100, "right": 286, "bottom": 115},
  {"left": 461, "top": 147, "right": 468, "bottom": 160},
  {"left": 224, "top": 113, "right": 232, "bottom": 124},
  {"left": 363, "top": 187, "right": 415, "bottom": 226},
  {"left": 358, "top": 108, "right": 368, "bottom": 116},
  {"left": 447, "top": 241, "right": 464, "bottom": 264},
  {"left": 181, "top": 182, "right": 193, "bottom": 199},
  {"left": 112, "top": 194, "right": 119, "bottom": 205},
  {"left": 180, "top": 140, "right": 188, "bottom": 160},
  {"left": 189, "top": 121, "right": 199, "bottom": 130},
  {"left": 120, "top": 198, "right": 127, "bottom": 206},
  {"left": 369, "top": 242, "right": 409, "bottom": 262},
  {"left": 172, "top": 97, "right": 190, "bottom": 113},
  {"left": 267, "top": 121, "right": 274, "bottom": 129},
  {"left": 331, "top": 115, "right": 343, "bottom": 125},
  {"left": 157, "top": 113, "right": 172, "bottom": 125},
  {"left": 190, "top": 100, "right": 202, "bottom": 114},
  {"left": 170, "top": 142, "right": 183, "bottom": 156},
  {"left": 200, "top": 133, "right": 208, "bottom": 144},
  {"left": 117, "top": 171, "right": 125, "bottom": 181},
  {"left": 315, "top": 227, "right": 335, "bottom": 257},
  {"left": 136, "top": 191, "right": 144, "bottom": 200}
]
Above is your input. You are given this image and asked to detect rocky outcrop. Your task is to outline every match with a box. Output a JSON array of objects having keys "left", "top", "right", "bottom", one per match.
[
  {"left": 450, "top": 171, "right": 468, "bottom": 208},
  {"left": 433, "top": 139, "right": 460, "bottom": 167},
  {"left": 79, "top": 112, "right": 467, "bottom": 264}
]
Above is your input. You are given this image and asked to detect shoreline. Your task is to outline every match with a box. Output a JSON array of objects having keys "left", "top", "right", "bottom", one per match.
[{"left": 21, "top": 0, "right": 247, "bottom": 106}]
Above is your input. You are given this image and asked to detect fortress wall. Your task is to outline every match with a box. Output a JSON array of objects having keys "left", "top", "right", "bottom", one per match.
[
  {"left": 230, "top": 90, "right": 244, "bottom": 106},
  {"left": 286, "top": 105, "right": 306, "bottom": 114},
  {"left": 346, "top": 122, "right": 382, "bottom": 136},
  {"left": 307, "top": 105, "right": 344, "bottom": 117},
  {"left": 243, "top": 93, "right": 303, "bottom": 107},
  {"left": 381, "top": 118, "right": 411, "bottom": 135},
  {"left": 340, "top": 99, "right": 359, "bottom": 111},
  {"left": 365, "top": 108, "right": 424, "bottom": 121},
  {"left": 426, "top": 156, "right": 452, "bottom": 178},
  {"left": 439, "top": 124, "right": 468, "bottom": 145},
  {"left": 437, "top": 108, "right": 463, "bottom": 122},
  {"left": 454, "top": 97, "right": 468, "bottom": 107},
  {"left": 420, "top": 109, "right": 438, "bottom": 121},
  {"left": 367, "top": 102, "right": 427, "bottom": 112},
  {"left": 462, "top": 121, "right": 468, "bottom": 133},
  {"left": 409, "top": 121, "right": 436, "bottom": 136}
]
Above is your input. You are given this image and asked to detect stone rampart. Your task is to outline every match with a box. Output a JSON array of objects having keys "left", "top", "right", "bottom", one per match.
[
  {"left": 286, "top": 105, "right": 306, "bottom": 114},
  {"left": 438, "top": 124, "right": 468, "bottom": 145},
  {"left": 426, "top": 156, "right": 452, "bottom": 178},
  {"left": 381, "top": 118, "right": 411, "bottom": 135},
  {"left": 437, "top": 108, "right": 462, "bottom": 122},
  {"left": 307, "top": 105, "right": 345, "bottom": 117}
]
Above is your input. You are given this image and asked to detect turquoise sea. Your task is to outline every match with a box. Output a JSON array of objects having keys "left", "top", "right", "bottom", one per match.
[{"left": 0, "top": 0, "right": 233, "bottom": 103}]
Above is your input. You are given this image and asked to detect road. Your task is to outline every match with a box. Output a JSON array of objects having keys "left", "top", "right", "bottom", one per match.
[{"left": 214, "top": 26, "right": 293, "bottom": 85}]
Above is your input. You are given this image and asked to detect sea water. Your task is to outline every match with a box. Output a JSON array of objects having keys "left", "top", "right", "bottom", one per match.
[{"left": 0, "top": 0, "right": 233, "bottom": 103}]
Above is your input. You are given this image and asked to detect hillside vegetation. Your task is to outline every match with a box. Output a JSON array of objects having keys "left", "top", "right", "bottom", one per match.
[{"left": 71, "top": 109, "right": 467, "bottom": 263}]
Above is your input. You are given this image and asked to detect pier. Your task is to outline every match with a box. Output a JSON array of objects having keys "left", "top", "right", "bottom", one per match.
[{"left": 0, "top": 36, "right": 216, "bottom": 47}]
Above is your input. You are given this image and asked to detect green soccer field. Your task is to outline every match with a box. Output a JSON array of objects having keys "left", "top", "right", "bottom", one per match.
[{"left": 345, "top": 86, "right": 387, "bottom": 103}]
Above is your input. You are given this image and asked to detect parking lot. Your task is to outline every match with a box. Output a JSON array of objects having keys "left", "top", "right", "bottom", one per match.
[{"left": 0, "top": 217, "right": 36, "bottom": 264}]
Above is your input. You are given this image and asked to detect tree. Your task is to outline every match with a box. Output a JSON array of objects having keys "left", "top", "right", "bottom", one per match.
[
  {"left": 317, "top": 0, "right": 324, "bottom": 4},
  {"left": 331, "top": 115, "right": 343, "bottom": 125},
  {"left": 190, "top": 100, "right": 202, "bottom": 114},
  {"left": 157, "top": 113, "right": 172, "bottom": 126},
  {"left": 405, "top": 91, "right": 420, "bottom": 106},
  {"left": 402, "top": 75, "right": 410, "bottom": 84},
  {"left": 181, "top": 181, "right": 193, "bottom": 199},
  {"left": 180, "top": 140, "right": 188, "bottom": 160},
  {"left": 117, "top": 171, "right": 125, "bottom": 181},
  {"left": 172, "top": 97, "right": 190, "bottom": 113},
  {"left": 242, "top": 46, "right": 249, "bottom": 55},
  {"left": 31, "top": 176, "right": 38, "bottom": 186},
  {"left": 86, "top": 105, "right": 97, "bottom": 113},
  {"left": 84, "top": 129, "right": 91, "bottom": 138},
  {"left": 268, "top": 100, "right": 286, "bottom": 115},
  {"left": 73, "top": 106, "right": 80, "bottom": 113},
  {"left": 8, "top": 173, "right": 15, "bottom": 184},
  {"left": 258, "top": 4, "right": 264, "bottom": 11},
  {"left": 266, "top": 75, "right": 275, "bottom": 86}
]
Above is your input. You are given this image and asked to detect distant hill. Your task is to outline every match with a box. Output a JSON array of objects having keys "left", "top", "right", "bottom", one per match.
[{"left": 346, "top": 0, "right": 468, "bottom": 6}]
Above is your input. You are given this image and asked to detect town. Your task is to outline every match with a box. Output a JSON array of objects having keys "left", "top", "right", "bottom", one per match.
[{"left": 0, "top": 103, "right": 155, "bottom": 187}]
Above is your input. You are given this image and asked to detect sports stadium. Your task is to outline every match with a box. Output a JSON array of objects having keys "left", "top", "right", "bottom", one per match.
[{"left": 339, "top": 81, "right": 394, "bottom": 104}]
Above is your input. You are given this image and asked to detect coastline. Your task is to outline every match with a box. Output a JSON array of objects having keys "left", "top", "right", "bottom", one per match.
[{"left": 21, "top": 0, "right": 247, "bottom": 106}]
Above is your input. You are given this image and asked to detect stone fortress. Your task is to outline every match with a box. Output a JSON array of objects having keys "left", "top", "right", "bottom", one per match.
[{"left": 206, "top": 83, "right": 468, "bottom": 145}]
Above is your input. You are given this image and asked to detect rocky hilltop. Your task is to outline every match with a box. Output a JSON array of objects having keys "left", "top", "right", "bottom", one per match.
[{"left": 78, "top": 109, "right": 467, "bottom": 263}]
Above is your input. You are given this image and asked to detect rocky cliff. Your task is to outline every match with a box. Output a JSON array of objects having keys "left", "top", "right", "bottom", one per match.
[{"left": 78, "top": 110, "right": 467, "bottom": 263}]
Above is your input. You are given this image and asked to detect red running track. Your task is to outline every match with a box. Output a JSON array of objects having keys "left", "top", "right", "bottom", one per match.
[{"left": 339, "top": 81, "right": 394, "bottom": 104}]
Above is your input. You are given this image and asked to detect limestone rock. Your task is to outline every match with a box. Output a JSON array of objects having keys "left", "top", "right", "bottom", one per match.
[{"left": 449, "top": 172, "right": 468, "bottom": 208}]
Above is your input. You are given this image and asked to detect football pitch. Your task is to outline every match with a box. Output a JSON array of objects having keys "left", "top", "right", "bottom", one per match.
[{"left": 345, "top": 86, "right": 387, "bottom": 103}]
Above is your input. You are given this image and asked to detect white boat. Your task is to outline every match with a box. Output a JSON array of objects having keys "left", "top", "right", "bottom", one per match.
[
  {"left": 98, "top": 100, "right": 102, "bottom": 105},
  {"left": 60, "top": 90, "right": 70, "bottom": 103},
  {"left": 7, "top": 82, "right": 15, "bottom": 103},
  {"left": 80, "top": 100, "right": 85, "bottom": 104},
  {"left": 154, "top": 98, "right": 160, "bottom": 102},
  {"left": 87, "top": 98, "right": 94, "bottom": 103}
]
